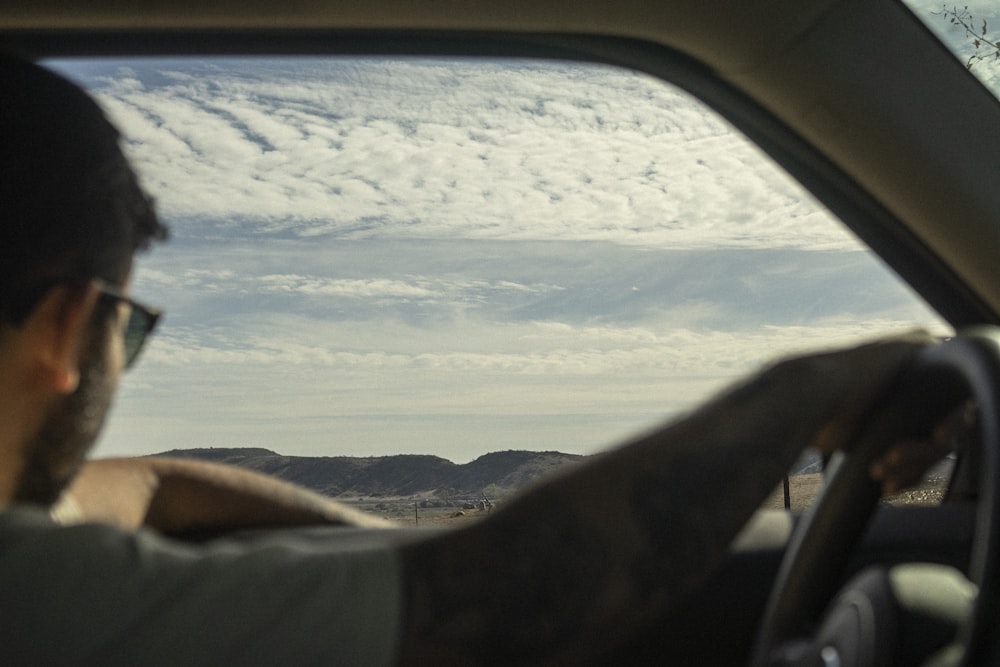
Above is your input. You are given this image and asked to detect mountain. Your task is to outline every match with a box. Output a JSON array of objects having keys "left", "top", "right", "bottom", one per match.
[{"left": 151, "top": 447, "right": 586, "bottom": 498}]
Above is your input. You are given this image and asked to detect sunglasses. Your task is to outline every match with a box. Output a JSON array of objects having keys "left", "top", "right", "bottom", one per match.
[{"left": 93, "top": 280, "right": 162, "bottom": 369}]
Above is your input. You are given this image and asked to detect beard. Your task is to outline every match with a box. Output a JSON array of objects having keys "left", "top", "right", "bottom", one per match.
[{"left": 13, "top": 323, "right": 116, "bottom": 506}]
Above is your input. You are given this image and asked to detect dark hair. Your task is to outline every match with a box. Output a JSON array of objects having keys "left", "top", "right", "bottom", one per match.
[{"left": 0, "top": 53, "right": 168, "bottom": 326}]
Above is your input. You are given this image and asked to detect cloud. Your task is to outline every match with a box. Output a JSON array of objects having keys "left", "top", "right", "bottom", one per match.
[
  {"left": 101, "top": 310, "right": 943, "bottom": 462},
  {"left": 57, "top": 57, "right": 863, "bottom": 250}
]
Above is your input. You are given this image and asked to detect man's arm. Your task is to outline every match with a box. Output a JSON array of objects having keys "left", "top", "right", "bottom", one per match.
[
  {"left": 397, "top": 334, "right": 938, "bottom": 665},
  {"left": 53, "top": 456, "right": 392, "bottom": 533}
]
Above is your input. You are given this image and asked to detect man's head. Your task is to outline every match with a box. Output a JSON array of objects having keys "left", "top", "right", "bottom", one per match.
[
  {"left": 0, "top": 54, "right": 168, "bottom": 505},
  {"left": 0, "top": 54, "right": 166, "bottom": 323}
]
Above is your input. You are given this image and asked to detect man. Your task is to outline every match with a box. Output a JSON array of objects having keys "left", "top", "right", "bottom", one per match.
[{"left": 0, "top": 53, "right": 953, "bottom": 664}]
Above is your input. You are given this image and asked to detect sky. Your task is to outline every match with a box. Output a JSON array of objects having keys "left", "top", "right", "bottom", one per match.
[{"left": 44, "top": 10, "right": 991, "bottom": 462}]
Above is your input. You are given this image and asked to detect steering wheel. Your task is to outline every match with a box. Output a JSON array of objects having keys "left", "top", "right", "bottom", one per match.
[{"left": 750, "top": 330, "right": 1000, "bottom": 666}]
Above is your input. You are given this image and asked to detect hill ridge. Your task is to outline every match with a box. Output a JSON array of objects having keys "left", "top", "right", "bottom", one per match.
[{"left": 151, "top": 447, "right": 585, "bottom": 498}]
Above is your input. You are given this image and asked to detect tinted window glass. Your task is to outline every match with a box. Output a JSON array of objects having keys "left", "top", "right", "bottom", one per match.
[{"left": 49, "top": 57, "right": 950, "bottom": 510}]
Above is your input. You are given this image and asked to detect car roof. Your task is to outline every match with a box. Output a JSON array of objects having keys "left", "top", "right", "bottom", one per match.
[{"left": 3, "top": 0, "right": 999, "bottom": 326}]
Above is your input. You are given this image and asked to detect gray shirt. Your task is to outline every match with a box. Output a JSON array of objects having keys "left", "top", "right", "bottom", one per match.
[{"left": 0, "top": 506, "right": 402, "bottom": 666}]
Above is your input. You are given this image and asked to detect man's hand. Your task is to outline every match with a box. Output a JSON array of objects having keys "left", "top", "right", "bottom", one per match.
[
  {"left": 793, "top": 330, "right": 961, "bottom": 495},
  {"left": 871, "top": 403, "right": 971, "bottom": 495},
  {"left": 53, "top": 457, "right": 393, "bottom": 533}
]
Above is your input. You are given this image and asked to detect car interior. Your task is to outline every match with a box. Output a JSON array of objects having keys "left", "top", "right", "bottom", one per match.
[{"left": 3, "top": 0, "right": 1000, "bottom": 665}]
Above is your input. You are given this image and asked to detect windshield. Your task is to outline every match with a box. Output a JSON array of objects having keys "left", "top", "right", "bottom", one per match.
[
  {"left": 46, "top": 56, "right": 949, "bottom": 465},
  {"left": 904, "top": 1, "right": 1000, "bottom": 97},
  {"left": 44, "top": 55, "right": 950, "bottom": 512}
]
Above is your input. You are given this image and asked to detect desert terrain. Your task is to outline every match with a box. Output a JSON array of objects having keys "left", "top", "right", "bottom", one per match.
[{"left": 345, "top": 471, "right": 950, "bottom": 527}]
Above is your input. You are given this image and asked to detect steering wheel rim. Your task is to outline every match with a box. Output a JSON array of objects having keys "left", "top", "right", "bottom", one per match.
[{"left": 750, "top": 330, "right": 1000, "bottom": 667}]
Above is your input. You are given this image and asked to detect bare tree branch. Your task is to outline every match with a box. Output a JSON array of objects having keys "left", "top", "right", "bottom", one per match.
[{"left": 935, "top": 5, "right": 1000, "bottom": 69}]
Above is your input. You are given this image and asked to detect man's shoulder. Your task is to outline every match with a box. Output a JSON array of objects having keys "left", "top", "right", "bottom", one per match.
[
  {"left": 0, "top": 503, "right": 61, "bottom": 534},
  {"left": 0, "top": 507, "right": 404, "bottom": 665},
  {"left": 0, "top": 503, "right": 147, "bottom": 561}
]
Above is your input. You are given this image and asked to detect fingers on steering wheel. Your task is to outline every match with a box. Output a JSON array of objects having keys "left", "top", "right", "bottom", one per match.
[{"left": 870, "top": 403, "right": 972, "bottom": 495}]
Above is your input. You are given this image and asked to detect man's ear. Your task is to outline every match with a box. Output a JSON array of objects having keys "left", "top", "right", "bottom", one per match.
[{"left": 23, "top": 283, "right": 101, "bottom": 395}]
